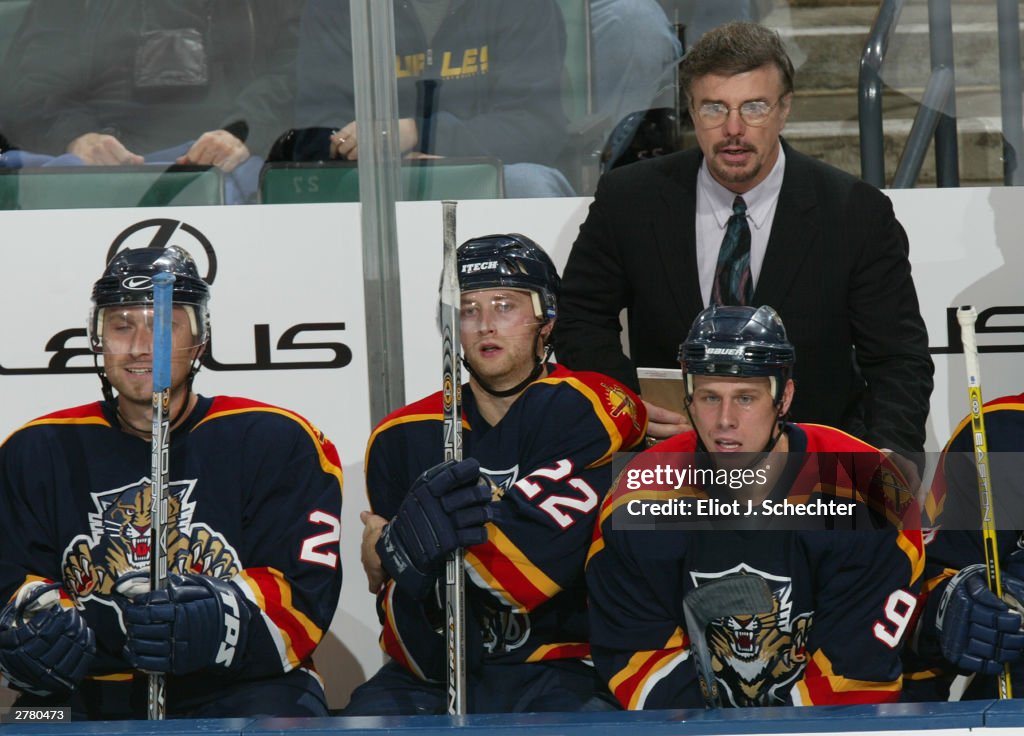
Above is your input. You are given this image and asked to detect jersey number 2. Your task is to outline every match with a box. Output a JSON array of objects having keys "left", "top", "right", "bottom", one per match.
[
  {"left": 514, "top": 459, "right": 598, "bottom": 529},
  {"left": 300, "top": 510, "right": 341, "bottom": 568}
]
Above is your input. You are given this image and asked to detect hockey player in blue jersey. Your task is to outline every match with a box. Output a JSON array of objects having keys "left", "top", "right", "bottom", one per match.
[
  {"left": 0, "top": 246, "right": 343, "bottom": 718},
  {"left": 349, "top": 233, "right": 647, "bottom": 714},
  {"left": 587, "top": 305, "right": 923, "bottom": 709},
  {"left": 904, "top": 393, "right": 1024, "bottom": 701}
]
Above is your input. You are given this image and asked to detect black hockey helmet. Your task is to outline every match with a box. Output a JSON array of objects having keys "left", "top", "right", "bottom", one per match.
[
  {"left": 457, "top": 233, "right": 559, "bottom": 321},
  {"left": 679, "top": 305, "right": 794, "bottom": 402},
  {"left": 89, "top": 245, "right": 210, "bottom": 352}
]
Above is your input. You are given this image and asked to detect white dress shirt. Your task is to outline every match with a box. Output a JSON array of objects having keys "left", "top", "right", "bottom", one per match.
[{"left": 695, "top": 146, "right": 786, "bottom": 307}]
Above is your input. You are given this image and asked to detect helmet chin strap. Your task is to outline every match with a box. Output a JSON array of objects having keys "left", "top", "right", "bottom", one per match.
[
  {"left": 95, "top": 354, "right": 203, "bottom": 434},
  {"left": 463, "top": 322, "right": 551, "bottom": 399}
]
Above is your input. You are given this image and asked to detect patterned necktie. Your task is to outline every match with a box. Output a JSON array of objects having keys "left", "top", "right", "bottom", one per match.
[{"left": 712, "top": 196, "right": 752, "bottom": 306}]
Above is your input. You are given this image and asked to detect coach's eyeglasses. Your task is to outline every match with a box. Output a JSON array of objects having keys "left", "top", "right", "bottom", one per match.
[{"left": 693, "top": 96, "right": 789, "bottom": 129}]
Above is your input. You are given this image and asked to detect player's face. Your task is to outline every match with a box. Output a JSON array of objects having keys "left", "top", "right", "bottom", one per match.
[
  {"left": 461, "top": 288, "right": 550, "bottom": 391},
  {"left": 689, "top": 375, "right": 793, "bottom": 453},
  {"left": 689, "top": 64, "right": 791, "bottom": 194},
  {"left": 101, "top": 305, "right": 203, "bottom": 409}
]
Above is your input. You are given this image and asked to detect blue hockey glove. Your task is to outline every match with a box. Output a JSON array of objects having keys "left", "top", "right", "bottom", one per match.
[
  {"left": 115, "top": 571, "right": 250, "bottom": 675},
  {"left": 0, "top": 582, "right": 95, "bottom": 696},
  {"left": 936, "top": 564, "right": 1024, "bottom": 675},
  {"left": 377, "top": 458, "right": 493, "bottom": 599}
]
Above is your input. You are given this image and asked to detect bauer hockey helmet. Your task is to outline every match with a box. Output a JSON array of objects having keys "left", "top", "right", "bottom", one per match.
[
  {"left": 457, "top": 233, "right": 559, "bottom": 321},
  {"left": 679, "top": 305, "right": 795, "bottom": 403},
  {"left": 89, "top": 245, "right": 210, "bottom": 352}
]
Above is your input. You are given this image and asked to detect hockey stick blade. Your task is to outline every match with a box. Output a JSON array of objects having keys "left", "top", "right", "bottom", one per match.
[{"left": 682, "top": 574, "right": 774, "bottom": 708}]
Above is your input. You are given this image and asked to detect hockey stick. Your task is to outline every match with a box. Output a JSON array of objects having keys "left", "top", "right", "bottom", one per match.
[
  {"left": 957, "top": 305, "right": 1012, "bottom": 699},
  {"left": 439, "top": 199, "right": 467, "bottom": 715},
  {"left": 682, "top": 574, "right": 774, "bottom": 708},
  {"left": 147, "top": 271, "right": 175, "bottom": 720}
]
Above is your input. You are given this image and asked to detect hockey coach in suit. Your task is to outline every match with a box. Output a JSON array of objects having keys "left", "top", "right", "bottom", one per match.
[{"left": 553, "top": 21, "right": 933, "bottom": 461}]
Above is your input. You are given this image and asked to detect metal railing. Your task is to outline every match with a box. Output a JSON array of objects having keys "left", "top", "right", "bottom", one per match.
[{"left": 859, "top": 0, "right": 1024, "bottom": 188}]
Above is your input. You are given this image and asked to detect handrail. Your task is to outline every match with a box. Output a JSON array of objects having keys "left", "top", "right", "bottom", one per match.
[
  {"left": 858, "top": 0, "right": 905, "bottom": 187},
  {"left": 997, "top": 0, "right": 1023, "bottom": 185},
  {"left": 927, "top": 0, "right": 959, "bottom": 187},
  {"left": 891, "top": 66, "right": 954, "bottom": 188}
]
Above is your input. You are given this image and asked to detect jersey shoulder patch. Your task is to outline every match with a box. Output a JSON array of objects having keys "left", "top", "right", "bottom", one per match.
[{"left": 535, "top": 369, "right": 647, "bottom": 450}]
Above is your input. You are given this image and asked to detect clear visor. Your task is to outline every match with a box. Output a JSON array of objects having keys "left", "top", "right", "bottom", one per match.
[
  {"left": 90, "top": 305, "right": 206, "bottom": 354},
  {"left": 460, "top": 289, "right": 546, "bottom": 333}
]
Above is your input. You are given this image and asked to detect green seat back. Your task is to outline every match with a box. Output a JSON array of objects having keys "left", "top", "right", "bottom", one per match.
[
  {"left": 258, "top": 159, "right": 504, "bottom": 204},
  {"left": 0, "top": 166, "right": 225, "bottom": 210}
]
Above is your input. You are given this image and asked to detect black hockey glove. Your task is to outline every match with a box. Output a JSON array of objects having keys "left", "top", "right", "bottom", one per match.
[
  {"left": 936, "top": 564, "right": 1024, "bottom": 674},
  {"left": 0, "top": 582, "right": 96, "bottom": 697},
  {"left": 377, "top": 458, "right": 493, "bottom": 599},
  {"left": 115, "top": 571, "right": 250, "bottom": 675}
]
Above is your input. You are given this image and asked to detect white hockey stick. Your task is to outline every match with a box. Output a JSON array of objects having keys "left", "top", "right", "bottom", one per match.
[
  {"left": 440, "top": 200, "right": 467, "bottom": 715},
  {"left": 147, "top": 271, "right": 175, "bottom": 720},
  {"left": 956, "top": 305, "right": 1012, "bottom": 699},
  {"left": 682, "top": 574, "right": 774, "bottom": 708}
]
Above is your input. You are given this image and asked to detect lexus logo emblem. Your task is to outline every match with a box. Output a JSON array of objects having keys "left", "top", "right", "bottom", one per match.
[{"left": 106, "top": 218, "right": 217, "bottom": 284}]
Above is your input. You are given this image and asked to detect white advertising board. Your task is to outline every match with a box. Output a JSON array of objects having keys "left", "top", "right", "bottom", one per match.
[{"left": 1, "top": 186, "right": 1022, "bottom": 709}]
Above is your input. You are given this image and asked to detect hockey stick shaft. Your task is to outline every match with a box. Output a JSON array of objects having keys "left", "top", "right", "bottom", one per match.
[
  {"left": 440, "top": 200, "right": 467, "bottom": 715},
  {"left": 957, "top": 305, "right": 1012, "bottom": 699},
  {"left": 147, "top": 271, "right": 175, "bottom": 720}
]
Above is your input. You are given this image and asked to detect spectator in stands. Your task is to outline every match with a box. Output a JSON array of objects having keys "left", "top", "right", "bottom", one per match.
[
  {"left": 293, "top": 0, "right": 574, "bottom": 198},
  {"left": 1, "top": 0, "right": 300, "bottom": 173},
  {"left": 590, "top": 0, "right": 682, "bottom": 130}
]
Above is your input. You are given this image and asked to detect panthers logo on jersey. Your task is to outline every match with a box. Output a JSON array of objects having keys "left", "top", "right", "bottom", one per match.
[
  {"left": 602, "top": 383, "right": 642, "bottom": 433},
  {"left": 61, "top": 477, "right": 240, "bottom": 607},
  {"left": 691, "top": 564, "right": 812, "bottom": 707}
]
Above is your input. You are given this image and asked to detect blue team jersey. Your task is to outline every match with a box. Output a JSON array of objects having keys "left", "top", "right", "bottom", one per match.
[
  {"left": 587, "top": 423, "right": 924, "bottom": 709},
  {"left": 0, "top": 395, "right": 343, "bottom": 706},
  {"left": 906, "top": 393, "right": 1024, "bottom": 701},
  {"left": 364, "top": 364, "right": 646, "bottom": 680}
]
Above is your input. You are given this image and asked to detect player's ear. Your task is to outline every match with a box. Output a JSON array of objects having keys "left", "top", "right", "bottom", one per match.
[
  {"left": 540, "top": 318, "right": 555, "bottom": 341},
  {"left": 779, "top": 378, "right": 795, "bottom": 416}
]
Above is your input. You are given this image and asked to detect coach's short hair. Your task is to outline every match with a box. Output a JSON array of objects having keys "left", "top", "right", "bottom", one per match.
[{"left": 679, "top": 22, "right": 795, "bottom": 101}]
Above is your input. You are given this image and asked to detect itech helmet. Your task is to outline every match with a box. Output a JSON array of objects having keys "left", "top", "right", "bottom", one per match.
[
  {"left": 89, "top": 245, "right": 210, "bottom": 352},
  {"left": 457, "top": 233, "right": 559, "bottom": 321},
  {"left": 678, "top": 305, "right": 795, "bottom": 402}
]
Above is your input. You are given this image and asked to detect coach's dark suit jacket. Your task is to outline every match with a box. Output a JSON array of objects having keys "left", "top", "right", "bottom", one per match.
[{"left": 553, "top": 141, "right": 933, "bottom": 454}]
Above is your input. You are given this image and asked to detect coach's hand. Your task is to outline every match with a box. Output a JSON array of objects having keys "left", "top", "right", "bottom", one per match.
[
  {"left": 115, "top": 571, "right": 250, "bottom": 675},
  {"left": 377, "top": 458, "right": 492, "bottom": 599},
  {"left": 0, "top": 582, "right": 95, "bottom": 696},
  {"left": 937, "top": 564, "right": 1024, "bottom": 674}
]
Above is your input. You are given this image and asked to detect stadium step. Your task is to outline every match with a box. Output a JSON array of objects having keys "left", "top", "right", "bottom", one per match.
[{"left": 756, "top": 0, "right": 1023, "bottom": 186}]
